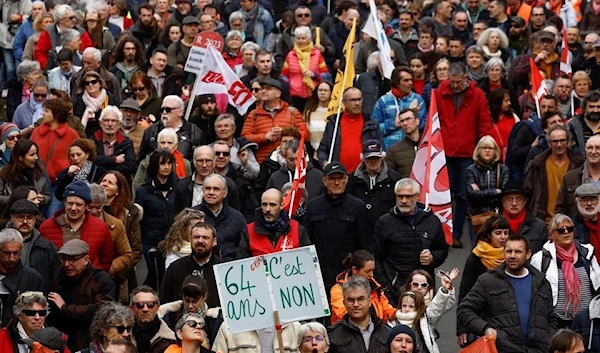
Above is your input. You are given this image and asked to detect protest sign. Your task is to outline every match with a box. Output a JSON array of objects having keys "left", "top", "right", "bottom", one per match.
[{"left": 184, "top": 31, "right": 224, "bottom": 74}]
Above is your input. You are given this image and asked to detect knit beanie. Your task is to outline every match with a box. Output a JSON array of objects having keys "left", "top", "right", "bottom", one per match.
[
  {"left": 62, "top": 181, "right": 92, "bottom": 203},
  {"left": 386, "top": 325, "right": 417, "bottom": 350},
  {"left": 0, "top": 123, "right": 19, "bottom": 144}
]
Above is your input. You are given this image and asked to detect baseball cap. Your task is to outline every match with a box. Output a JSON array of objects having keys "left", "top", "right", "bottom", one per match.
[
  {"left": 323, "top": 161, "right": 347, "bottom": 176},
  {"left": 362, "top": 139, "right": 383, "bottom": 159}
]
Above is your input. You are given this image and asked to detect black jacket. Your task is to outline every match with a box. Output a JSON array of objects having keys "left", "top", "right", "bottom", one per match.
[
  {"left": 457, "top": 263, "right": 557, "bottom": 353},
  {"left": 517, "top": 209, "right": 548, "bottom": 254},
  {"left": 303, "top": 192, "right": 372, "bottom": 290},
  {"left": 160, "top": 254, "right": 222, "bottom": 309},
  {"left": 347, "top": 162, "right": 400, "bottom": 229},
  {"left": 138, "top": 120, "right": 205, "bottom": 162},
  {"left": 135, "top": 177, "right": 178, "bottom": 246},
  {"left": 327, "top": 314, "right": 390, "bottom": 353},
  {"left": 225, "top": 165, "right": 259, "bottom": 223},
  {"left": 172, "top": 175, "right": 239, "bottom": 216},
  {"left": 90, "top": 130, "right": 137, "bottom": 180},
  {"left": 255, "top": 155, "right": 283, "bottom": 199},
  {"left": 54, "top": 163, "right": 106, "bottom": 200},
  {"left": 0, "top": 261, "right": 43, "bottom": 327},
  {"left": 354, "top": 71, "right": 390, "bottom": 118},
  {"left": 194, "top": 203, "right": 247, "bottom": 262},
  {"left": 457, "top": 252, "right": 489, "bottom": 336},
  {"left": 266, "top": 162, "right": 324, "bottom": 201},
  {"left": 465, "top": 162, "right": 510, "bottom": 214},
  {"left": 369, "top": 206, "right": 449, "bottom": 304}
]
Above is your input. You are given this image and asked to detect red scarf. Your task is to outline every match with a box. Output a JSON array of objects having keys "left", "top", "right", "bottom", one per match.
[
  {"left": 391, "top": 87, "right": 411, "bottom": 99},
  {"left": 502, "top": 209, "right": 526, "bottom": 234},
  {"left": 583, "top": 217, "right": 600, "bottom": 260},
  {"left": 555, "top": 242, "right": 581, "bottom": 314},
  {"left": 173, "top": 150, "right": 187, "bottom": 178}
]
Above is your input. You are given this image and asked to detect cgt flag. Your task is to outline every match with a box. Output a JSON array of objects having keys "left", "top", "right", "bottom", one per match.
[
  {"left": 283, "top": 128, "right": 308, "bottom": 217},
  {"left": 191, "top": 45, "right": 256, "bottom": 115},
  {"left": 327, "top": 17, "right": 356, "bottom": 116},
  {"left": 362, "top": 0, "right": 394, "bottom": 79},
  {"left": 560, "top": 28, "right": 572, "bottom": 76},
  {"left": 410, "top": 92, "right": 453, "bottom": 246}
]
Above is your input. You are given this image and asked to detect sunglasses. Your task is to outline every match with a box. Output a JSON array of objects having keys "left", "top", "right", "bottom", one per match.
[
  {"left": 296, "top": 13, "right": 310, "bottom": 17},
  {"left": 554, "top": 226, "right": 575, "bottom": 234},
  {"left": 84, "top": 79, "right": 99, "bottom": 86},
  {"left": 215, "top": 151, "right": 230, "bottom": 156},
  {"left": 59, "top": 254, "right": 86, "bottom": 264},
  {"left": 251, "top": 87, "right": 261, "bottom": 92},
  {"left": 33, "top": 93, "right": 47, "bottom": 98},
  {"left": 161, "top": 107, "right": 177, "bottom": 113},
  {"left": 132, "top": 87, "right": 146, "bottom": 92},
  {"left": 133, "top": 301, "right": 158, "bottom": 309},
  {"left": 113, "top": 325, "right": 133, "bottom": 334},
  {"left": 411, "top": 282, "right": 429, "bottom": 288},
  {"left": 184, "top": 320, "right": 204, "bottom": 328},
  {"left": 68, "top": 16, "right": 76, "bottom": 20},
  {"left": 22, "top": 309, "right": 47, "bottom": 317},
  {"left": 304, "top": 335, "right": 325, "bottom": 343},
  {"left": 7, "top": 134, "right": 22, "bottom": 141}
]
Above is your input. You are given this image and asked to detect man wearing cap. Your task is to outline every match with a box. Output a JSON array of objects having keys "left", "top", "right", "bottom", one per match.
[
  {"left": 166, "top": 0, "right": 200, "bottom": 28},
  {"left": 7, "top": 199, "right": 58, "bottom": 293},
  {"left": 91, "top": 106, "right": 137, "bottom": 181},
  {"left": 238, "top": 188, "right": 311, "bottom": 258},
  {"left": 512, "top": 30, "right": 561, "bottom": 93},
  {"left": 556, "top": 135, "right": 600, "bottom": 218},
  {"left": 167, "top": 16, "right": 200, "bottom": 69},
  {"left": 49, "top": 239, "right": 115, "bottom": 351},
  {"left": 303, "top": 161, "right": 371, "bottom": 292},
  {"left": 572, "top": 184, "right": 600, "bottom": 258},
  {"left": 370, "top": 178, "right": 448, "bottom": 304},
  {"left": 189, "top": 94, "right": 221, "bottom": 144},
  {"left": 581, "top": 38, "right": 600, "bottom": 90},
  {"left": 0, "top": 228, "right": 44, "bottom": 327},
  {"left": 241, "top": 78, "right": 308, "bottom": 163},
  {"left": 508, "top": 17, "right": 529, "bottom": 56},
  {"left": 23, "top": 327, "right": 68, "bottom": 353},
  {"left": 385, "top": 108, "right": 420, "bottom": 178},
  {"left": 131, "top": 4, "right": 161, "bottom": 58},
  {"left": 347, "top": 139, "right": 401, "bottom": 228},
  {"left": 39, "top": 181, "right": 114, "bottom": 273},
  {"left": 120, "top": 98, "right": 149, "bottom": 158}
]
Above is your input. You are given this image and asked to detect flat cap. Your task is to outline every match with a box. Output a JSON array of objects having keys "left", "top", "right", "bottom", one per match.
[
  {"left": 575, "top": 183, "right": 600, "bottom": 197},
  {"left": 10, "top": 199, "right": 40, "bottom": 215},
  {"left": 182, "top": 16, "right": 201, "bottom": 25},
  {"left": 120, "top": 98, "right": 142, "bottom": 112},
  {"left": 57, "top": 239, "right": 90, "bottom": 256},
  {"left": 260, "top": 77, "right": 283, "bottom": 91}
]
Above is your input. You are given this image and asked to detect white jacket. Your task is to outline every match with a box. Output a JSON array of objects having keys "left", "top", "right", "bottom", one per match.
[
  {"left": 213, "top": 321, "right": 301, "bottom": 353},
  {"left": 530, "top": 241, "right": 600, "bottom": 306}
]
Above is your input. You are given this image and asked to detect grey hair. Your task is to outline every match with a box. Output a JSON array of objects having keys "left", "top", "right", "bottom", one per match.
[
  {"left": 226, "top": 30, "right": 243, "bottom": 42},
  {"left": 89, "top": 183, "right": 107, "bottom": 204},
  {"left": 54, "top": 4, "right": 73, "bottom": 21},
  {"left": 229, "top": 11, "right": 244, "bottom": 24},
  {"left": 31, "top": 77, "right": 49, "bottom": 90},
  {"left": 164, "top": 95, "right": 184, "bottom": 109},
  {"left": 241, "top": 41, "right": 260, "bottom": 55},
  {"left": 93, "top": 0, "right": 109, "bottom": 12},
  {"left": 175, "top": 313, "right": 205, "bottom": 331},
  {"left": 16, "top": 60, "right": 41, "bottom": 81},
  {"left": 14, "top": 291, "right": 50, "bottom": 316},
  {"left": 0, "top": 228, "right": 23, "bottom": 248},
  {"left": 130, "top": 285, "right": 159, "bottom": 305},
  {"left": 465, "top": 45, "right": 484, "bottom": 57},
  {"left": 204, "top": 173, "right": 228, "bottom": 192},
  {"left": 83, "top": 47, "right": 102, "bottom": 62},
  {"left": 99, "top": 106, "right": 123, "bottom": 123},
  {"left": 394, "top": 178, "right": 420, "bottom": 194},
  {"left": 367, "top": 51, "right": 380, "bottom": 71},
  {"left": 297, "top": 322, "right": 330, "bottom": 346},
  {"left": 89, "top": 302, "right": 134, "bottom": 342},
  {"left": 294, "top": 26, "right": 312, "bottom": 40},
  {"left": 281, "top": 182, "right": 309, "bottom": 201},
  {"left": 62, "top": 28, "right": 81, "bottom": 43},
  {"left": 448, "top": 62, "right": 466, "bottom": 76},
  {"left": 283, "top": 139, "right": 299, "bottom": 154},
  {"left": 484, "top": 57, "right": 505, "bottom": 73},
  {"left": 158, "top": 128, "right": 178, "bottom": 144},
  {"left": 342, "top": 276, "right": 370, "bottom": 296},
  {"left": 476, "top": 27, "right": 509, "bottom": 49},
  {"left": 548, "top": 213, "right": 573, "bottom": 236},
  {"left": 214, "top": 114, "right": 236, "bottom": 130}
]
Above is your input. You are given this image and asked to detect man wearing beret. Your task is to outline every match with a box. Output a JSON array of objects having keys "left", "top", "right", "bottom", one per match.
[
  {"left": 39, "top": 181, "right": 114, "bottom": 272},
  {"left": 48, "top": 239, "right": 115, "bottom": 351}
]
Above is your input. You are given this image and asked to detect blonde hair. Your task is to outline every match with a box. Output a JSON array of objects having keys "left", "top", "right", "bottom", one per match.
[
  {"left": 33, "top": 12, "right": 54, "bottom": 32},
  {"left": 472, "top": 135, "right": 501, "bottom": 162},
  {"left": 572, "top": 70, "right": 592, "bottom": 88}
]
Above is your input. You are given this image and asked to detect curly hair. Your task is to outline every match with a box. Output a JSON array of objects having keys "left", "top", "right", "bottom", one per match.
[
  {"left": 113, "top": 35, "right": 146, "bottom": 67},
  {"left": 89, "top": 302, "right": 134, "bottom": 343},
  {"left": 68, "top": 138, "right": 97, "bottom": 162},
  {"left": 158, "top": 209, "right": 205, "bottom": 254}
]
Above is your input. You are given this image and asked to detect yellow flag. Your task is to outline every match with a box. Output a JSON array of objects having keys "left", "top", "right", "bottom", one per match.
[{"left": 327, "top": 18, "right": 357, "bottom": 117}]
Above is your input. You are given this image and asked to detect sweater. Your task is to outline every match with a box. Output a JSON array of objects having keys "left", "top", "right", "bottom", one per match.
[{"left": 506, "top": 271, "right": 533, "bottom": 339}]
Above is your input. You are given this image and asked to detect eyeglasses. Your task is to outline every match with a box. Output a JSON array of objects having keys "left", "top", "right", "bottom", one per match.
[
  {"left": 577, "top": 196, "right": 599, "bottom": 204},
  {"left": 296, "top": 13, "right": 310, "bottom": 17},
  {"left": 411, "top": 282, "right": 429, "bottom": 288},
  {"left": 397, "top": 193, "right": 418, "bottom": 200},
  {"left": 59, "top": 254, "right": 86, "bottom": 264},
  {"left": 112, "top": 325, "right": 133, "bottom": 334},
  {"left": 549, "top": 138, "right": 568, "bottom": 145},
  {"left": 184, "top": 320, "right": 204, "bottom": 328},
  {"left": 344, "top": 98, "right": 363, "bottom": 103},
  {"left": 132, "top": 87, "right": 146, "bottom": 92},
  {"left": 133, "top": 301, "right": 158, "bottom": 309},
  {"left": 304, "top": 335, "right": 325, "bottom": 343},
  {"left": 554, "top": 226, "right": 575, "bottom": 234},
  {"left": 84, "top": 79, "right": 99, "bottom": 86},
  {"left": 22, "top": 309, "right": 48, "bottom": 317},
  {"left": 13, "top": 214, "right": 36, "bottom": 222},
  {"left": 345, "top": 296, "right": 368, "bottom": 305},
  {"left": 7, "top": 134, "right": 22, "bottom": 141},
  {"left": 68, "top": 16, "right": 76, "bottom": 20},
  {"left": 33, "top": 93, "right": 47, "bottom": 98},
  {"left": 161, "top": 107, "right": 177, "bottom": 113},
  {"left": 215, "top": 151, "right": 230, "bottom": 156}
]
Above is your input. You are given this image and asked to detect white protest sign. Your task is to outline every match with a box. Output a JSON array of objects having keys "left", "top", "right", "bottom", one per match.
[
  {"left": 184, "top": 31, "right": 225, "bottom": 74},
  {"left": 214, "top": 246, "right": 330, "bottom": 334}
]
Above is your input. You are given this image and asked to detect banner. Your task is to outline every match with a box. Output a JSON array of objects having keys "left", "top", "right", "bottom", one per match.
[
  {"left": 191, "top": 45, "right": 256, "bottom": 115},
  {"left": 184, "top": 31, "right": 225, "bottom": 74},
  {"left": 560, "top": 28, "right": 572, "bottom": 76},
  {"left": 214, "top": 246, "right": 330, "bottom": 334},
  {"left": 362, "top": 0, "right": 394, "bottom": 79},
  {"left": 283, "top": 127, "right": 307, "bottom": 217},
  {"left": 327, "top": 17, "right": 356, "bottom": 116},
  {"left": 410, "top": 93, "right": 453, "bottom": 245},
  {"left": 529, "top": 57, "right": 549, "bottom": 118}
]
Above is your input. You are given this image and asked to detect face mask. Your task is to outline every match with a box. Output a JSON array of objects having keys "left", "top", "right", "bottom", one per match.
[{"left": 586, "top": 112, "right": 600, "bottom": 122}]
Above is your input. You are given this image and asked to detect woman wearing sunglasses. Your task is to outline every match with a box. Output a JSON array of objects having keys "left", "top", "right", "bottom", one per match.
[
  {"left": 0, "top": 123, "right": 22, "bottom": 167},
  {"left": 73, "top": 71, "right": 118, "bottom": 137},
  {"left": 86, "top": 302, "right": 135, "bottom": 353},
  {"left": 297, "top": 322, "right": 329, "bottom": 353},
  {"left": 166, "top": 313, "right": 215, "bottom": 353},
  {"left": 531, "top": 213, "right": 600, "bottom": 328},
  {"left": 130, "top": 71, "right": 161, "bottom": 121},
  {"left": 0, "top": 291, "right": 49, "bottom": 353}
]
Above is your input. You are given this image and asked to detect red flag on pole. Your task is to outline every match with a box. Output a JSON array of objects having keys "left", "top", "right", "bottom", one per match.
[
  {"left": 560, "top": 28, "right": 573, "bottom": 76},
  {"left": 410, "top": 92, "right": 453, "bottom": 246},
  {"left": 529, "top": 57, "right": 549, "bottom": 118},
  {"left": 283, "top": 128, "right": 307, "bottom": 217}
]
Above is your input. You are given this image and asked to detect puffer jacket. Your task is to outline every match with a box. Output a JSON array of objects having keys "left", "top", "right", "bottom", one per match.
[
  {"left": 327, "top": 314, "right": 390, "bottom": 353},
  {"left": 385, "top": 135, "right": 418, "bottom": 178},
  {"left": 0, "top": 261, "right": 44, "bottom": 327},
  {"left": 457, "top": 263, "right": 556, "bottom": 353},
  {"left": 465, "top": 162, "right": 510, "bottom": 214},
  {"left": 138, "top": 120, "right": 205, "bottom": 162},
  {"left": 30, "top": 122, "right": 80, "bottom": 181},
  {"left": 281, "top": 48, "right": 331, "bottom": 99},
  {"left": 370, "top": 206, "right": 449, "bottom": 304},
  {"left": 117, "top": 203, "right": 142, "bottom": 267},
  {"left": 39, "top": 211, "right": 114, "bottom": 272},
  {"left": 371, "top": 92, "right": 427, "bottom": 149},
  {"left": 135, "top": 177, "right": 177, "bottom": 246},
  {"left": 347, "top": 162, "right": 401, "bottom": 228},
  {"left": 303, "top": 192, "right": 372, "bottom": 290},
  {"left": 572, "top": 295, "right": 600, "bottom": 352},
  {"left": 274, "top": 26, "right": 335, "bottom": 72}
]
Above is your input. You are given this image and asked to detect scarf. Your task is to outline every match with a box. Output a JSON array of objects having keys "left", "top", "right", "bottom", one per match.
[
  {"left": 153, "top": 173, "right": 175, "bottom": 192},
  {"left": 29, "top": 94, "right": 44, "bottom": 124},
  {"left": 502, "top": 209, "right": 526, "bottom": 234},
  {"left": 22, "top": 84, "right": 31, "bottom": 103},
  {"left": 555, "top": 241, "right": 581, "bottom": 314},
  {"left": 259, "top": 209, "right": 290, "bottom": 235},
  {"left": 242, "top": 3, "right": 259, "bottom": 34},
  {"left": 583, "top": 218, "right": 600, "bottom": 260},
  {"left": 482, "top": 45, "right": 502, "bottom": 58},
  {"left": 133, "top": 316, "right": 162, "bottom": 353},
  {"left": 173, "top": 150, "right": 187, "bottom": 178},
  {"left": 417, "top": 43, "right": 434, "bottom": 53},
  {"left": 472, "top": 240, "right": 505, "bottom": 270},
  {"left": 395, "top": 310, "right": 417, "bottom": 327},
  {"left": 391, "top": 87, "right": 410, "bottom": 99},
  {"left": 73, "top": 160, "right": 93, "bottom": 182},
  {"left": 293, "top": 42, "right": 315, "bottom": 92},
  {"left": 82, "top": 89, "right": 108, "bottom": 127}
]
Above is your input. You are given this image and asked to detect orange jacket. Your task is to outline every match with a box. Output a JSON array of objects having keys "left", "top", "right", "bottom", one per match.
[
  {"left": 330, "top": 270, "right": 397, "bottom": 325},
  {"left": 241, "top": 101, "right": 308, "bottom": 163},
  {"left": 507, "top": 2, "right": 532, "bottom": 23}
]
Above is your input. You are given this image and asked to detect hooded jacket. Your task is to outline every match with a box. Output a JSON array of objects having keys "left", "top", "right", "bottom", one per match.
[{"left": 266, "top": 162, "right": 323, "bottom": 201}]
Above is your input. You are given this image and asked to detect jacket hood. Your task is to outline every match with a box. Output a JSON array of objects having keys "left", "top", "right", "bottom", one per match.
[
  {"left": 235, "top": 137, "right": 259, "bottom": 151},
  {"left": 354, "top": 161, "right": 390, "bottom": 184},
  {"left": 589, "top": 295, "right": 600, "bottom": 319}
]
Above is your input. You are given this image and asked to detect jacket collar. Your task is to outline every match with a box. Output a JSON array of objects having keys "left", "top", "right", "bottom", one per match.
[{"left": 93, "top": 129, "right": 127, "bottom": 144}]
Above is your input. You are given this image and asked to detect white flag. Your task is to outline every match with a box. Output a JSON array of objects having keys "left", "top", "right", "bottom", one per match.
[
  {"left": 363, "top": 0, "right": 394, "bottom": 79},
  {"left": 191, "top": 45, "right": 256, "bottom": 115}
]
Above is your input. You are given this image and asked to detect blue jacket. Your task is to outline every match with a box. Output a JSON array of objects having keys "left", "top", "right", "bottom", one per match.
[
  {"left": 12, "top": 99, "right": 36, "bottom": 129},
  {"left": 371, "top": 91, "right": 427, "bottom": 149},
  {"left": 13, "top": 18, "right": 33, "bottom": 61}
]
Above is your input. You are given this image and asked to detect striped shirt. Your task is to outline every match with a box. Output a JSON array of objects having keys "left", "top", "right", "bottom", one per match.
[{"left": 555, "top": 259, "right": 593, "bottom": 320}]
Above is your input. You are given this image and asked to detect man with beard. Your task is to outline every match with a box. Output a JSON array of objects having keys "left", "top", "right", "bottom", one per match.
[
  {"left": 110, "top": 36, "right": 145, "bottom": 96},
  {"left": 556, "top": 135, "right": 600, "bottom": 218},
  {"left": 160, "top": 222, "right": 222, "bottom": 308},
  {"left": 120, "top": 99, "right": 148, "bottom": 158},
  {"left": 189, "top": 94, "right": 221, "bottom": 144},
  {"left": 165, "top": 0, "right": 200, "bottom": 28},
  {"left": 390, "top": 10, "right": 419, "bottom": 60},
  {"left": 552, "top": 77, "right": 574, "bottom": 118},
  {"left": 131, "top": 4, "right": 161, "bottom": 58},
  {"left": 130, "top": 286, "right": 176, "bottom": 353},
  {"left": 238, "top": 188, "right": 311, "bottom": 258},
  {"left": 451, "top": 10, "right": 470, "bottom": 44},
  {"left": 568, "top": 91, "right": 600, "bottom": 156},
  {"left": 508, "top": 17, "right": 529, "bottom": 57},
  {"left": 572, "top": 184, "right": 600, "bottom": 259}
]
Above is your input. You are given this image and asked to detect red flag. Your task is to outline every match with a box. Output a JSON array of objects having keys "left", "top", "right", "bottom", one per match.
[
  {"left": 283, "top": 129, "right": 307, "bottom": 217},
  {"left": 529, "top": 57, "right": 548, "bottom": 101},
  {"left": 560, "top": 28, "right": 572, "bottom": 76},
  {"left": 410, "top": 93, "right": 453, "bottom": 246}
]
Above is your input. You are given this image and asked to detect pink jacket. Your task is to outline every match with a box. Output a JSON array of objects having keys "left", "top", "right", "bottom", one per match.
[{"left": 281, "top": 48, "right": 331, "bottom": 99}]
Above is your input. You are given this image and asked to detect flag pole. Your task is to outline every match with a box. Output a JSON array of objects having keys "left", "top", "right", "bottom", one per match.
[
  {"left": 423, "top": 91, "right": 435, "bottom": 212},
  {"left": 184, "top": 45, "right": 213, "bottom": 121},
  {"left": 571, "top": 90, "right": 575, "bottom": 117},
  {"left": 534, "top": 92, "right": 542, "bottom": 120}
]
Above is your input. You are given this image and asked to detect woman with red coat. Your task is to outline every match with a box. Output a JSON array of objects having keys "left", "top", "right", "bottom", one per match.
[{"left": 489, "top": 88, "right": 520, "bottom": 161}]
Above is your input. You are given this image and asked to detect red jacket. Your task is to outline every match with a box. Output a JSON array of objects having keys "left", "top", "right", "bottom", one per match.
[
  {"left": 123, "top": 17, "right": 134, "bottom": 30},
  {"left": 39, "top": 211, "right": 114, "bottom": 272},
  {"left": 34, "top": 27, "right": 93, "bottom": 70},
  {"left": 434, "top": 80, "right": 493, "bottom": 158},
  {"left": 30, "top": 123, "right": 80, "bottom": 181},
  {"left": 247, "top": 220, "right": 301, "bottom": 256}
]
